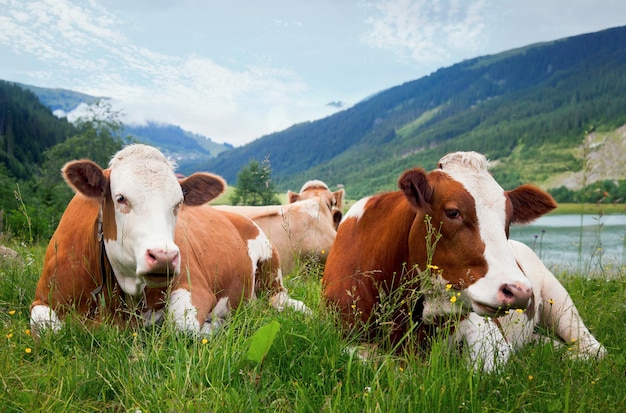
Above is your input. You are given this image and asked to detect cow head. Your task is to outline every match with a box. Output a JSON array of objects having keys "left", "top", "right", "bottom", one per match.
[
  {"left": 62, "top": 144, "right": 225, "bottom": 296},
  {"left": 288, "top": 180, "right": 345, "bottom": 229},
  {"left": 399, "top": 151, "right": 556, "bottom": 317}
]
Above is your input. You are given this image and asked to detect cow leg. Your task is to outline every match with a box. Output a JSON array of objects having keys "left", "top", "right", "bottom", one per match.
[
  {"left": 455, "top": 312, "right": 513, "bottom": 373},
  {"left": 260, "top": 262, "right": 311, "bottom": 314},
  {"left": 30, "top": 304, "right": 63, "bottom": 336},
  {"left": 509, "top": 240, "right": 606, "bottom": 359},
  {"left": 538, "top": 274, "right": 607, "bottom": 359},
  {"left": 270, "top": 289, "right": 310, "bottom": 313},
  {"left": 168, "top": 288, "right": 225, "bottom": 336},
  {"left": 253, "top": 238, "right": 311, "bottom": 314}
]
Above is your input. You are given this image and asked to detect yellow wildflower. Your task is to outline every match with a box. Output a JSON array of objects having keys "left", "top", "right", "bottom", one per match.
[
  {"left": 445, "top": 284, "right": 452, "bottom": 290},
  {"left": 25, "top": 348, "right": 32, "bottom": 354},
  {"left": 427, "top": 264, "right": 439, "bottom": 270},
  {"left": 528, "top": 375, "right": 533, "bottom": 381},
  {"left": 25, "top": 329, "right": 31, "bottom": 336},
  {"left": 201, "top": 338, "right": 209, "bottom": 345},
  {"left": 6, "top": 333, "right": 13, "bottom": 339},
  {"left": 450, "top": 296, "right": 457, "bottom": 303},
  {"left": 548, "top": 298, "right": 554, "bottom": 305},
  {"left": 8, "top": 310, "right": 16, "bottom": 315},
  {"left": 515, "top": 308, "right": 524, "bottom": 313}
]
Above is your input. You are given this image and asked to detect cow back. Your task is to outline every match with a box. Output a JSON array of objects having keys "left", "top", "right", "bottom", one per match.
[{"left": 323, "top": 191, "right": 417, "bottom": 328}]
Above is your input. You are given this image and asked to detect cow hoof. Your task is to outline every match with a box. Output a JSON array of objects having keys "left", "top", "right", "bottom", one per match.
[
  {"left": 30, "top": 305, "right": 63, "bottom": 336},
  {"left": 200, "top": 318, "right": 225, "bottom": 337},
  {"left": 270, "top": 291, "right": 312, "bottom": 315}
]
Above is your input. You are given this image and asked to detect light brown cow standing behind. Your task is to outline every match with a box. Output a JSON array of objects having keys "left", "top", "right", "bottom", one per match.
[{"left": 215, "top": 180, "right": 344, "bottom": 275}]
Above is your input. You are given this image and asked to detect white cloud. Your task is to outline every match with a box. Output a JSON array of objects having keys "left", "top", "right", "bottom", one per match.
[
  {"left": 0, "top": 0, "right": 326, "bottom": 145},
  {"left": 362, "top": 0, "right": 489, "bottom": 67}
]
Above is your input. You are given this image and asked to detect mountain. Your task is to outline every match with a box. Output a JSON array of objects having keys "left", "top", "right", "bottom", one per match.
[
  {"left": 18, "top": 83, "right": 102, "bottom": 113},
  {"left": 123, "top": 123, "right": 232, "bottom": 168},
  {"left": 188, "top": 26, "right": 626, "bottom": 198},
  {"left": 0, "top": 80, "right": 77, "bottom": 180},
  {"left": 14, "top": 84, "right": 233, "bottom": 164}
]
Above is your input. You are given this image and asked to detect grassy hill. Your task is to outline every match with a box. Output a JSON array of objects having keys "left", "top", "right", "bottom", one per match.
[{"left": 188, "top": 26, "right": 626, "bottom": 198}]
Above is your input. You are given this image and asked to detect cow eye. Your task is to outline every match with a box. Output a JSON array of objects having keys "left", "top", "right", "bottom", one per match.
[
  {"left": 445, "top": 209, "right": 461, "bottom": 220},
  {"left": 116, "top": 195, "right": 127, "bottom": 205},
  {"left": 173, "top": 201, "right": 182, "bottom": 216}
]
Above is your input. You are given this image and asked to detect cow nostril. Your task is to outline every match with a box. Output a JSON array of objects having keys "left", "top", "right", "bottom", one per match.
[
  {"left": 501, "top": 285, "right": 514, "bottom": 300},
  {"left": 499, "top": 282, "right": 532, "bottom": 309}
]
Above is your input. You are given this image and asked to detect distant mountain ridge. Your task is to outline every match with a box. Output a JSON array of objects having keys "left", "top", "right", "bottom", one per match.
[
  {"left": 15, "top": 83, "right": 232, "bottom": 164},
  {"left": 123, "top": 122, "right": 232, "bottom": 169},
  {"left": 188, "top": 25, "right": 626, "bottom": 198}
]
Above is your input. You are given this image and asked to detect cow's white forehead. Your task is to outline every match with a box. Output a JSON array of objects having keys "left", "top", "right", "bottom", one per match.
[
  {"left": 109, "top": 144, "right": 180, "bottom": 195},
  {"left": 438, "top": 151, "right": 504, "bottom": 205},
  {"left": 109, "top": 144, "right": 175, "bottom": 171}
]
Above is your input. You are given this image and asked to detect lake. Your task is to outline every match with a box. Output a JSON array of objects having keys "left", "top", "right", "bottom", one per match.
[{"left": 509, "top": 214, "right": 626, "bottom": 272}]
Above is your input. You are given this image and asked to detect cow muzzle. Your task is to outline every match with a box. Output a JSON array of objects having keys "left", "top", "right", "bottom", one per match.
[
  {"left": 498, "top": 282, "right": 532, "bottom": 309},
  {"left": 470, "top": 281, "right": 532, "bottom": 317},
  {"left": 141, "top": 248, "right": 180, "bottom": 287}
]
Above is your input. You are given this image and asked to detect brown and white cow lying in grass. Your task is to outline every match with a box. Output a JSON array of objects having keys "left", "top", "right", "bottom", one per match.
[
  {"left": 454, "top": 239, "right": 607, "bottom": 372},
  {"left": 322, "top": 151, "right": 557, "bottom": 349},
  {"left": 215, "top": 180, "right": 344, "bottom": 275},
  {"left": 30, "top": 144, "right": 308, "bottom": 337}
]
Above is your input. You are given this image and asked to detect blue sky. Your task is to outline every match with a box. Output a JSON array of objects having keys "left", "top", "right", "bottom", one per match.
[{"left": 1, "top": 0, "right": 625, "bottom": 146}]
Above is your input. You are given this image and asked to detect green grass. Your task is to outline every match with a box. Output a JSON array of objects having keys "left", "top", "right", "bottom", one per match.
[
  {"left": 1, "top": 242, "right": 625, "bottom": 412},
  {"left": 553, "top": 203, "right": 626, "bottom": 215}
]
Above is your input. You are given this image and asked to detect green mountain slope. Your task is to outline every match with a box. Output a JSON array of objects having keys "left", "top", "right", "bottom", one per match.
[
  {"left": 189, "top": 26, "right": 626, "bottom": 198},
  {"left": 17, "top": 83, "right": 102, "bottom": 113},
  {"left": 0, "top": 80, "right": 76, "bottom": 180}
]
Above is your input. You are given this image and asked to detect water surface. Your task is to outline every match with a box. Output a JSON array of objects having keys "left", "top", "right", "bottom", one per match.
[{"left": 510, "top": 214, "right": 626, "bottom": 272}]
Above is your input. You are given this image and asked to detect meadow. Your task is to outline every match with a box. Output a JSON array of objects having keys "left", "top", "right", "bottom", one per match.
[{"left": 1, "top": 238, "right": 624, "bottom": 413}]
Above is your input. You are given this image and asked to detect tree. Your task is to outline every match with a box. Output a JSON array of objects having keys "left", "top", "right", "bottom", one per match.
[
  {"left": 15, "top": 100, "right": 133, "bottom": 240},
  {"left": 230, "top": 157, "right": 279, "bottom": 206}
]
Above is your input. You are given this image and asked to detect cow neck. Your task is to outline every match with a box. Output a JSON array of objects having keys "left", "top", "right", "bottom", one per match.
[{"left": 91, "top": 215, "right": 148, "bottom": 317}]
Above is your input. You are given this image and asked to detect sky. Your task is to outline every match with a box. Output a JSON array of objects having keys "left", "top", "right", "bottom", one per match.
[{"left": 1, "top": 0, "right": 625, "bottom": 146}]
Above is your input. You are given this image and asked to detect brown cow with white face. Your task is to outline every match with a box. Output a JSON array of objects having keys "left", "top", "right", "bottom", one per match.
[
  {"left": 30, "top": 144, "right": 307, "bottom": 336},
  {"left": 215, "top": 180, "right": 344, "bottom": 274},
  {"left": 322, "top": 151, "right": 557, "bottom": 345}
]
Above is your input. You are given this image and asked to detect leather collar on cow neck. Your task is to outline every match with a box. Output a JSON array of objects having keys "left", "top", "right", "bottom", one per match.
[{"left": 91, "top": 217, "right": 114, "bottom": 301}]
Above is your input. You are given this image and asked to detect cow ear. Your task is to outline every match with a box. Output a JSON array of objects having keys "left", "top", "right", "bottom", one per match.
[
  {"left": 180, "top": 173, "right": 226, "bottom": 206},
  {"left": 332, "top": 207, "right": 343, "bottom": 230},
  {"left": 288, "top": 190, "right": 300, "bottom": 203},
  {"left": 333, "top": 188, "right": 345, "bottom": 210},
  {"left": 398, "top": 168, "right": 431, "bottom": 210},
  {"left": 62, "top": 160, "right": 107, "bottom": 199},
  {"left": 508, "top": 184, "right": 557, "bottom": 224}
]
